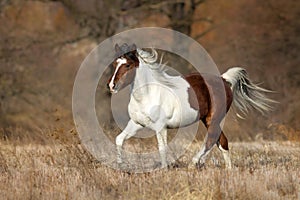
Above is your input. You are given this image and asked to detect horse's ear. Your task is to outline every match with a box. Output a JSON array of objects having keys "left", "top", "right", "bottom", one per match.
[
  {"left": 130, "top": 44, "right": 137, "bottom": 55},
  {"left": 131, "top": 44, "right": 137, "bottom": 51},
  {"left": 115, "top": 44, "right": 121, "bottom": 53}
]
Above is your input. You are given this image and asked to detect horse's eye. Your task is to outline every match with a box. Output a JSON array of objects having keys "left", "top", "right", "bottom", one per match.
[{"left": 126, "top": 64, "right": 130, "bottom": 68}]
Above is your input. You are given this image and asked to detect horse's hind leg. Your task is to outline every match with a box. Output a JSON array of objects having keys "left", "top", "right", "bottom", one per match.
[
  {"left": 191, "top": 122, "right": 222, "bottom": 167},
  {"left": 217, "top": 132, "right": 232, "bottom": 169}
]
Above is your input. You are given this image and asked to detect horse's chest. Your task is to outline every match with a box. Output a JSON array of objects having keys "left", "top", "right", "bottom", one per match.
[{"left": 128, "top": 101, "right": 151, "bottom": 127}]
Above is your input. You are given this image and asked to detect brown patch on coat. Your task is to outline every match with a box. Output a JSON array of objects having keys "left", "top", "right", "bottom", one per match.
[
  {"left": 185, "top": 73, "right": 233, "bottom": 121},
  {"left": 186, "top": 74, "right": 210, "bottom": 119}
]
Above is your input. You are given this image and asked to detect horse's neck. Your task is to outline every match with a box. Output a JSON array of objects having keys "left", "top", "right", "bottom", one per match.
[{"left": 131, "top": 62, "right": 158, "bottom": 100}]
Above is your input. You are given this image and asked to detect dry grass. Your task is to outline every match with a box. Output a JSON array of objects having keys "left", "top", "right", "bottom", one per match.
[
  {"left": 0, "top": 136, "right": 299, "bottom": 200},
  {"left": 0, "top": 1, "right": 299, "bottom": 199}
]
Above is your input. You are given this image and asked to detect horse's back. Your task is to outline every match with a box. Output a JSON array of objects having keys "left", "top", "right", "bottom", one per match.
[{"left": 185, "top": 73, "right": 233, "bottom": 122}]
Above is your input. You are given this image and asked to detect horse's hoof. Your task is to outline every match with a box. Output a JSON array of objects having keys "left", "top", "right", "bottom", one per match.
[
  {"left": 167, "top": 161, "right": 182, "bottom": 169},
  {"left": 225, "top": 164, "right": 232, "bottom": 170},
  {"left": 195, "top": 162, "right": 206, "bottom": 170},
  {"left": 187, "top": 162, "right": 196, "bottom": 170},
  {"left": 188, "top": 161, "right": 206, "bottom": 170},
  {"left": 153, "top": 161, "right": 161, "bottom": 169}
]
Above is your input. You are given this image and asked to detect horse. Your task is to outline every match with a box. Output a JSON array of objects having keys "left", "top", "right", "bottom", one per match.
[{"left": 107, "top": 43, "right": 274, "bottom": 169}]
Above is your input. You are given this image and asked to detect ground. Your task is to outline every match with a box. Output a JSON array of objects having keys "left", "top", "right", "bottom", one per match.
[
  {"left": 0, "top": 138, "right": 299, "bottom": 199},
  {"left": 0, "top": 0, "right": 299, "bottom": 199}
]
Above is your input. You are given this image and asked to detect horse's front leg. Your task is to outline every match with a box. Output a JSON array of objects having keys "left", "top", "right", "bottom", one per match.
[
  {"left": 156, "top": 127, "right": 168, "bottom": 168},
  {"left": 115, "top": 120, "right": 143, "bottom": 164}
]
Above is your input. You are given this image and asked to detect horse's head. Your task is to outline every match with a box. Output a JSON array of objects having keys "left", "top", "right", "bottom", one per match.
[{"left": 107, "top": 43, "right": 139, "bottom": 93}]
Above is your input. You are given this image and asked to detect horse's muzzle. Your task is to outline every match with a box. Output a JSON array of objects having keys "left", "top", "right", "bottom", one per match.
[{"left": 107, "top": 83, "right": 118, "bottom": 94}]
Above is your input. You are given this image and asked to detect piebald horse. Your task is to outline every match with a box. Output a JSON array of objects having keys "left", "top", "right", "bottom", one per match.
[{"left": 107, "top": 43, "right": 274, "bottom": 169}]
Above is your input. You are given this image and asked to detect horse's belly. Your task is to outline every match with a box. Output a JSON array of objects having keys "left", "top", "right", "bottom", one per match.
[
  {"left": 129, "top": 103, "right": 197, "bottom": 129},
  {"left": 166, "top": 105, "right": 198, "bottom": 128}
]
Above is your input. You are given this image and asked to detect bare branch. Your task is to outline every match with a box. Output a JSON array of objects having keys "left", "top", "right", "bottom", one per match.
[
  {"left": 118, "top": 0, "right": 186, "bottom": 16},
  {"left": 194, "top": 25, "right": 218, "bottom": 40},
  {"left": 194, "top": 0, "right": 206, "bottom": 6}
]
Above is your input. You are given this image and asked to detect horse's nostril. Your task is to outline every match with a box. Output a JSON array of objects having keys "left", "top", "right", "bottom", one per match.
[{"left": 107, "top": 83, "right": 110, "bottom": 89}]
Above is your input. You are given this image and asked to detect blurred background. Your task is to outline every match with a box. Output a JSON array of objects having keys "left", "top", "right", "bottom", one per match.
[{"left": 0, "top": 0, "right": 299, "bottom": 144}]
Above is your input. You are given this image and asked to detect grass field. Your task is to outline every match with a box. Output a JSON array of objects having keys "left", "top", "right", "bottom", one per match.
[
  {"left": 0, "top": 137, "right": 299, "bottom": 200},
  {"left": 1, "top": 0, "right": 299, "bottom": 199}
]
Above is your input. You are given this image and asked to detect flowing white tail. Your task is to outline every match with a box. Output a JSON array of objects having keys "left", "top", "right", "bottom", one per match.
[{"left": 222, "top": 67, "right": 276, "bottom": 116}]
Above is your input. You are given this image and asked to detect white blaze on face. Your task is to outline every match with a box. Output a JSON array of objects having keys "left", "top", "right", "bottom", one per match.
[{"left": 109, "top": 57, "right": 127, "bottom": 92}]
